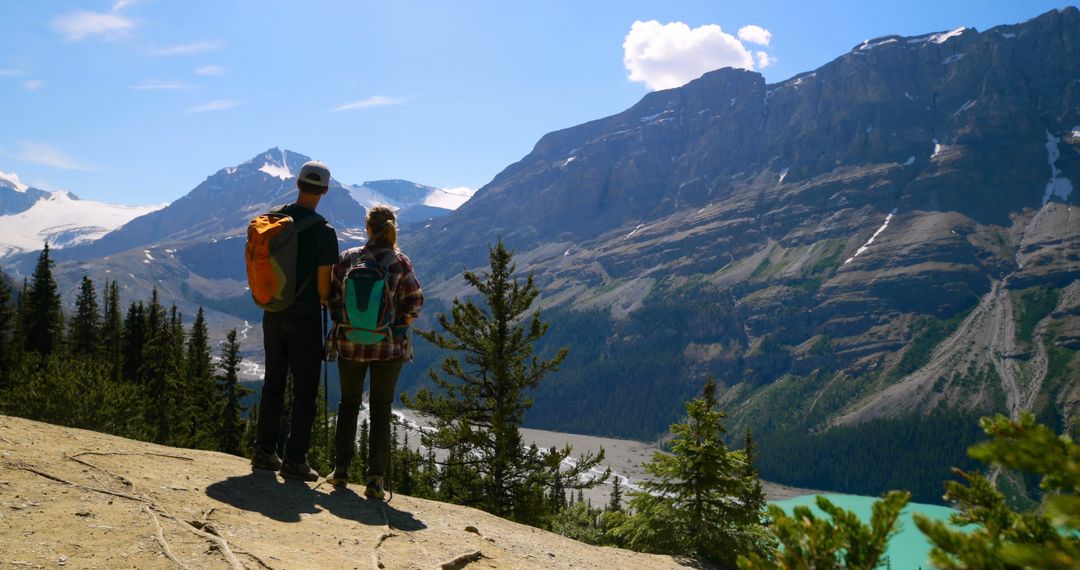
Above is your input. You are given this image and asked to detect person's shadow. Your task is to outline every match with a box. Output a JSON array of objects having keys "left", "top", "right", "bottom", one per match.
[{"left": 205, "top": 469, "right": 425, "bottom": 531}]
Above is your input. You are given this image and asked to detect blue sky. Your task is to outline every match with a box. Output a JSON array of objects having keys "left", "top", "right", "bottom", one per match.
[{"left": 0, "top": 1, "right": 1070, "bottom": 205}]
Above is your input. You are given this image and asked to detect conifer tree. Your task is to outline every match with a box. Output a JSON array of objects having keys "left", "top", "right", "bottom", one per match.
[
  {"left": 613, "top": 376, "right": 773, "bottom": 566},
  {"left": 404, "top": 239, "right": 605, "bottom": 524},
  {"left": 101, "top": 280, "right": 123, "bottom": 381},
  {"left": 242, "top": 401, "right": 259, "bottom": 457},
  {"left": 122, "top": 301, "right": 146, "bottom": 383},
  {"left": 23, "top": 243, "right": 64, "bottom": 357},
  {"left": 0, "top": 272, "right": 17, "bottom": 390},
  {"left": 914, "top": 413, "right": 1080, "bottom": 569},
  {"left": 142, "top": 294, "right": 185, "bottom": 444},
  {"left": 187, "top": 307, "right": 217, "bottom": 447},
  {"left": 608, "top": 476, "right": 623, "bottom": 513},
  {"left": 217, "top": 328, "right": 247, "bottom": 456},
  {"left": 69, "top": 276, "right": 100, "bottom": 356}
]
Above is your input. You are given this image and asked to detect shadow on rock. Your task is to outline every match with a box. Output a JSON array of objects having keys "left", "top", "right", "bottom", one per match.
[
  {"left": 205, "top": 469, "right": 321, "bottom": 523},
  {"left": 204, "top": 469, "right": 426, "bottom": 531},
  {"left": 318, "top": 486, "right": 426, "bottom": 531}
]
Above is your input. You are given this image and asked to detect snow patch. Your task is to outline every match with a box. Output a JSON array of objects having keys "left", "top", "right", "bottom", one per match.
[
  {"left": 625, "top": 223, "right": 646, "bottom": 239},
  {"left": 143, "top": 250, "right": 154, "bottom": 261},
  {"left": 1071, "top": 126, "right": 1080, "bottom": 139},
  {"left": 0, "top": 171, "right": 29, "bottom": 192},
  {"left": 952, "top": 99, "right": 976, "bottom": 117},
  {"left": 777, "top": 168, "right": 789, "bottom": 185},
  {"left": 942, "top": 53, "right": 967, "bottom": 64},
  {"left": 639, "top": 110, "right": 671, "bottom": 123},
  {"left": 561, "top": 156, "right": 577, "bottom": 167},
  {"left": 1001, "top": 32, "right": 1016, "bottom": 39},
  {"left": 931, "top": 27, "right": 967, "bottom": 44},
  {"left": 0, "top": 193, "right": 166, "bottom": 259},
  {"left": 904, "top": 91, "right": 914, "bottom": 101},
  {"left": 423, "top": 186, "right": 475, "bottom": 210},
  {"left": 1042, "top": 130, "right": 1074, "bottom": 206},
  {"left": 903, "top": 156, "right": 915, "bottom": 166},
  {"left": 259, "top": 162, "right": 292, "bottom": 180},
  {"left": 844, "top": 209, "right": 897, "bottom": 264},
  {"left": 858, "top": 37, "right": 897, "bottom": 51},
  {"left": 931, "top": 138, "right": 949, "bottom": 160}
]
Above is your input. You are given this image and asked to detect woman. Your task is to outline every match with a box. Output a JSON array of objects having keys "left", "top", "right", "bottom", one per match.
[{"left": 327, "top": 205, "right": 423, "bottom": 499}]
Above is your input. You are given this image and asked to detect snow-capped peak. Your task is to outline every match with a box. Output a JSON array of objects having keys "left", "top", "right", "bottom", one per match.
[
  {"left": 0, "top": 171, "right": 29, "bottom": 192},
  {"left": 258, "top": 148, "right": 293, "bottom": 180}
]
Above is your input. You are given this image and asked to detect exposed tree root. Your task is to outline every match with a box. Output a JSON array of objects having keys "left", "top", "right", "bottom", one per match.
[
  {"left": 72, "top": 450, "right": 193, "bottom": 461},
  {"left": 145, "top": 505, "right": 190, "bottom": 569}
]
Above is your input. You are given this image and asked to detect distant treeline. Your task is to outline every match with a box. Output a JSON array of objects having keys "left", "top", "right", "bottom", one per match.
[{"left": 0, "top": 244, "right": 250, "bottom": 456}]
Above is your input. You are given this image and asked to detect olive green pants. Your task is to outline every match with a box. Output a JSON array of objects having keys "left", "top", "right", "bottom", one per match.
[{"left": 335, "top": 358, "right": 404, "bottom": 480}]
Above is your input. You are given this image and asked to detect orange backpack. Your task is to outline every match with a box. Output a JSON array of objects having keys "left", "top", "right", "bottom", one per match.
[{"left": 245, "top": 207, "right": 324, "bottom": 312}]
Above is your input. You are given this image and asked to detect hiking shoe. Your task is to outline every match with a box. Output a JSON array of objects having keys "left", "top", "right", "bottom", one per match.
[
  {"left": 327, "top": 466, "right": 349, "bottom": 487},
  {"left": 251, "top": 448, "right": 282, "bottom": 471},
  {"left": 279, "top": 458, "right": 319, "bottom": 482},
  {"left": 364, "top": 476, "right": 386, "bottom": 500}
]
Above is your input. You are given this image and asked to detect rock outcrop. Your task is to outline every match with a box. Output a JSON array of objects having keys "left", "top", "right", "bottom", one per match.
[{"left": 0, "top": 416, "right": 690, "bottom": 569}]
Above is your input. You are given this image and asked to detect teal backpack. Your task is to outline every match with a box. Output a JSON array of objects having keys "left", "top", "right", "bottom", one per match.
[{"left": 339, "top": 249, "right": 395, "bottom": 344}]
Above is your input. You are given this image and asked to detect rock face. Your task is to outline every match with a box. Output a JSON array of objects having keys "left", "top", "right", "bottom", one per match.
[
  {"left": 0, "top": 415, "right": 689, "bottom": 569},
  {"left": 401, "top": 9, "right": 1080, "bottom": 443}
]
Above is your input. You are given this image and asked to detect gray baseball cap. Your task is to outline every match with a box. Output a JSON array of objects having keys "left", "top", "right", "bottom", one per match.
[{"left": 298, "top": 160, "right": 331, "bottom": 188}]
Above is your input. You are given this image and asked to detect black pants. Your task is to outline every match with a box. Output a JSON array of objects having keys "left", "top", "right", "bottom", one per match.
[
  {"left": 256, "top": 308, "right": 323, "bottom": 464},
  {"left": 335, "top": 358, "right": 404, "bottom": 480}
]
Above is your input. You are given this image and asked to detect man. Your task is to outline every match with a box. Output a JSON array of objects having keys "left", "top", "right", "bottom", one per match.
[{"left": 251, "top": 160, "right": 339, "bottom": 481}]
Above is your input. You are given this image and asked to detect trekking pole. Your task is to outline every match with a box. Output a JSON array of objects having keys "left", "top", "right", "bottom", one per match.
[{"left": 322, "top": 306, "right": 330, "bottom": 460}]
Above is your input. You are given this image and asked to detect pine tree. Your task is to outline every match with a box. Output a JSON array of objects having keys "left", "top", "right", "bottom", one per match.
[
  {"left": 122, "top": 301, "right": 146, "bottom": 383},
  {"left": 69, "top": 276, "right": 100, "bottom": 356},
  {"left": 217, "top": 328, "right": 247, "bottom": 456},
  {"left": 914, "top": 413, "right": 1080, "bottom": 569},
  {"left": 0, "top": 272, "right": 17, "bottom": 390},
  {"left": 141, "top": 293, "right": 184, "bottom": 444},
  {"left": 608, "top": 476, "right": 623, "bottom": 513},
  {"left": 349, "top": 419, "right": 370, "bottom": 485},
  {"left": 403, "top": 239, "right": 605, "bottom": 524},
  {"left": 242, "top": 401, "right": 259, "bottom": 457},
  {"left": 186, "top": 307, "right": 217, "bottom": 447},
  {"left": 613, "top": 376, "right": 773, "bottom": 566},
  {"left": 101, "top": 279, "right": 123, "bottom": 381},
  {"left": 23, "top": 243, "right": 64, "bottom": 357}
]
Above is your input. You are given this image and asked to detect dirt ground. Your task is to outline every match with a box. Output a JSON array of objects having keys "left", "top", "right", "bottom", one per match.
[{"left": 0, "top": 415, "right": 696, "bottom": 570}]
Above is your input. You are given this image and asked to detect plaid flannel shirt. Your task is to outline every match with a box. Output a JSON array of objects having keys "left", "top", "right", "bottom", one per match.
[{"left": 329, "top": 245, "right": 424, "bottom": 362}]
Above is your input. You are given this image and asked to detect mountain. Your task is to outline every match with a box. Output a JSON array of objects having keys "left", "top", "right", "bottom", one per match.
[
  {"left": 397, "top": 8, "right": 1080, "bottom": 501},
  {"left": 1, "top": 415, "right": 690, "bottom": 569},
  {"left": 0, "top": 172, "right": 164, "bottom": 260},
  {"left": 4, "top": 149, "right": 466, "bottom": 381}
]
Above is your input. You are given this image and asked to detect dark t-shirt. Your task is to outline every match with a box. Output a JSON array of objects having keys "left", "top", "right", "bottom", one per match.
[{"left": 273, "top": 203, "right": 338, "bottom": 314}]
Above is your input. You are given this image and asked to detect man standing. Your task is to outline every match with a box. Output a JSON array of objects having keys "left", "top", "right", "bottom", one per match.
[{"left": 251, "top": 160, "right": 339, "bottom": 481}]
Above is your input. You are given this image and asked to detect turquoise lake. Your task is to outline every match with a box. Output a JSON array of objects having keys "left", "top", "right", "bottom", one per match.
[{"left": 770, "top": 494, "right": 957, "bottom": 570}]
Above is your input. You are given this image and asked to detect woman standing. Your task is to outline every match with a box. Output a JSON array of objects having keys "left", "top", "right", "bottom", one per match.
[{"left": 327, "top": 205, "right": 423, "bottom": 499}]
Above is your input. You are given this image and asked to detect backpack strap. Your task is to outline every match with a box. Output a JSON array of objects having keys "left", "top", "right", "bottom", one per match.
[{"left": 285, "top": 210, "right": 326, "bottom": 298}]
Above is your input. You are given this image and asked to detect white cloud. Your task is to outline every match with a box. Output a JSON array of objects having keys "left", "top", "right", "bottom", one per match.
[
  {"left": 332, "top": 95, "right": 405, "bottom": 112},
  {"left": 129, "top": 80, "right": 186, "bottom": 90},
  {"left": 756, "top": 51, "right": 778, "bottom": 68},
  {"left": 22, "top": 80, "right": 44, "bottom": 91},
  {"left": 53, "top": 10, "right": 135, "bottom": 41},
  {"left": 738, "top": 25, "right": 772, "bottom": 46},
  {"left": 112, "top": 0, "right": 138, "bottom": 11},
  {"left": 623, "top": 20, "right": 756, "bottom": 91},
  {"left": 194, "top": 65, "right": 227, "bottom": 76},
  {"left": 11, "top": 141, "right": 96, "bottom": 171},
  {"left": 0, "top": 69, "right": 23, "bottom": 76},
  {"left": 189, "top": 100, "right": 238, "bottom": 113},
  {"left": 148, "top": 41, "right": 224, "bottom": 56}
]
